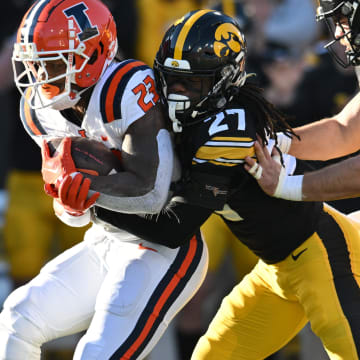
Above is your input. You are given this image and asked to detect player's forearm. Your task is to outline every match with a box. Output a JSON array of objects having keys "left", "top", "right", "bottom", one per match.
[
  {"left": 302, "top": 155, "right": 360, "bottom": 201},
  {"left": 289, "top": 118, "right": 350, "bottom": 160},
  {"left": 290, "top": 91, "right": 360, "bottom": 160}
]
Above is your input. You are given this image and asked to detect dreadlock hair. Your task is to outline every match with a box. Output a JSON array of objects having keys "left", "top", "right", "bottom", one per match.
[{"left": 229, "top": 81, "right": 299, "bottom": 153}]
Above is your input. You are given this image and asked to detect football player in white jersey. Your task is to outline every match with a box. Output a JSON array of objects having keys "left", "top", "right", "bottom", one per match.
[{"left": 0, "top": 0, "right": 208, "bottom": 359}]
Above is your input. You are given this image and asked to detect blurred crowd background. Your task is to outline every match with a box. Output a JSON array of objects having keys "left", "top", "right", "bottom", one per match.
[{"left": 0, "top": 1, "right": 358, "bottom": 359}]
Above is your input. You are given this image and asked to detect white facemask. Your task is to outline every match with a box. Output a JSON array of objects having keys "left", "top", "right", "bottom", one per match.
[{"left": 38, "top": 87, "right": 89, "bottom": 110}]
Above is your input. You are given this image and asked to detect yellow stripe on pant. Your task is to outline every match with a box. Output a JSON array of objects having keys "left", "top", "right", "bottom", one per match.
[{"left": 192, "top": 204, "right": 360, "bottom": 360}]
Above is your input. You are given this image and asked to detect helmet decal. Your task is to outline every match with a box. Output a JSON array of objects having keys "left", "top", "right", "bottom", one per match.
[
  {"left": 174, "top": 9, "right": 213, "bottom": 60},
  {"left": 18, "top": 0, "right": 52, "bottom": 43},
  {"left": 63, "top": 3, "right": 99, "bottom": 42},
  {"left": 214, "top": 23, "right": 244, "bottom": 57}
]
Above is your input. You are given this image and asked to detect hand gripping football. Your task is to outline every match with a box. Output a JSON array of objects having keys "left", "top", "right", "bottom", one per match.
[{"left": 48, "top": 137, "right": 122, "bottom": 177}]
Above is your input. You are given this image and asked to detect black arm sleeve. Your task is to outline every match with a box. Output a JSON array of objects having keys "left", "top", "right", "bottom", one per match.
[
  {"left": 94, "top": 201, "right": 212, "bottom": 248},
  {"left": 94, "top": 163, "right": 233, "bottom": 248}
]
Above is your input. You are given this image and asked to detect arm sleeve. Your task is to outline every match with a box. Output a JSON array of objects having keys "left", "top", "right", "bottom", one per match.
[
  {"left": 94, "top": 201, "right": 212, "bottom": 248},
  {"left": 92, "top": 129, "right": 174, "bottom": 214}
]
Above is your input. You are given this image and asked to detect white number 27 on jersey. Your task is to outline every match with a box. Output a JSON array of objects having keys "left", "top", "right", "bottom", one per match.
[{"left": 208, "top": 109, "right": 246, "bottom": 136}]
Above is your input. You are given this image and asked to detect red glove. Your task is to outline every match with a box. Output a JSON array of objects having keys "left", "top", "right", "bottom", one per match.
[
  {"left": 57, "top": 173, "right": 100, "bottom": 214},
  {"left": 41, "top": 137, "right": 77, "bottom": 185},
  {"left": 44, "top": 183, "right": 59, "bottom": 198}
]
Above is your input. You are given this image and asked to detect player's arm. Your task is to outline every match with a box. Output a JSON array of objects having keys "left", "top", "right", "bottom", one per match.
[
  {"left": 300, "top": 156, "right": 360, "bottom": 201},
  {"left": 245, "top": 140, "right": 360, "bottom": 201},
  {"left": 288, "top": 91, "right": 360, "bottom": 160},
  {"left": 94, "top": 201, "right": 212, "bottom": 248},
  {"left": 94, "top": 163, "right": 231, "bottom": 247},
  {"left": 94, "top": 144, "right": 236, "bottom": 247},
  {"left": 88, "top": 103, "right": 174, "bottom": 214}
]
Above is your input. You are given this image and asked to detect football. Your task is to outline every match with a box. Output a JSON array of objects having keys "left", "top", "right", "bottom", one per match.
[{"left": 48, "top": 137, "right": 123, "bottom": 176}]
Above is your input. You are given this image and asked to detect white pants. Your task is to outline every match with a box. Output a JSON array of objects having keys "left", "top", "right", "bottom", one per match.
[{"left": 0, "top": 224, "right": 208, "bottom": 359}]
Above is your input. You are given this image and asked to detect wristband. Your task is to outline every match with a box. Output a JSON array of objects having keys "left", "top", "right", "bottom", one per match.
[
  {"left": 276, "top": 132, "right": 292, "bottom": 154},
  {"left": 55, "top": 208, "right": 91, "bottom": 227},
  {"left": 274, "top": 167, "right": 303, "bottom": 201}
]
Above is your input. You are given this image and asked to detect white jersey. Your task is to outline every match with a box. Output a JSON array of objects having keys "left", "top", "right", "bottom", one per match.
[
  {"left": 20, "top": 59, "right": 159, "bottom": 153},
  {"left": 20, "top": 59, "right": 175, "bottom": 216}
]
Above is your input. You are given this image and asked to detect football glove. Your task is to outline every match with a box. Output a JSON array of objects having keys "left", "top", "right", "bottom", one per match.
[
  {"left": 41, "top": 137, "right": 76, "bottom": 186},
  {"left": 57, "top": 172, "right": 100, "bottom": 214}
]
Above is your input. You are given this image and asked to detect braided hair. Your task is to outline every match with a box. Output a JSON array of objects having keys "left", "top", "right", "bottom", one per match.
[{"left": 229, "top": 81, "right": 299, "bottom": 163}]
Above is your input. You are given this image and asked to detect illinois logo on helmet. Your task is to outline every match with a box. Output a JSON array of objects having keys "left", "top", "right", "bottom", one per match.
[{"left": 13, "top": 0, "right": 118, "bottom": 110}]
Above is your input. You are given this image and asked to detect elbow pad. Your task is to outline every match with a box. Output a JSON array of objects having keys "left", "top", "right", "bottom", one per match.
[{"left": 94, "top": 129, "right": 174, "bottom": 214}]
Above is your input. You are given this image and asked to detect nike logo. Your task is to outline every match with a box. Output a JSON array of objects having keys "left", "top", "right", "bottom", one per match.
[
  {"left": 138, "top": 243, "right": 158, "bottom": 252},
  {"left": 291, "top": 248, "right": 308, "bottom": 261}
]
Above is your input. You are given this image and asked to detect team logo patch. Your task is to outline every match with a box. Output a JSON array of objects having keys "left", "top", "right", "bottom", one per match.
[
  {"left": 205, "top": 185, "right": 227, "bottom": 197},
  {"left": 63, "top": 3, "right": 99, "bottom": 42},
  {"left": 171, "top": 60, "right": 180, "bottom": 67},
  {"left": 213, "top": 23, "right": 244, "bottom": 58}
]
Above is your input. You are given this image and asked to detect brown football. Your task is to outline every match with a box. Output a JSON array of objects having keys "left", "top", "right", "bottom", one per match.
[{"left": 48, "top": 137, "right": 122, "bottom": 176}]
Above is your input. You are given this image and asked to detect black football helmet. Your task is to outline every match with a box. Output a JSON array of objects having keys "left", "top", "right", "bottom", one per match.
[
  {"left": 316, "top": 0, "right": 360, "bottom": 67},
  {"left": 154, "top": 10, "right": 247, "bottom": 132}
]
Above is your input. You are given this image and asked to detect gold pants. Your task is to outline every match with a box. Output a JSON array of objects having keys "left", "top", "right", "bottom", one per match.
[{"left": 192, "top": 204, "right": 360, "bottom": 360}]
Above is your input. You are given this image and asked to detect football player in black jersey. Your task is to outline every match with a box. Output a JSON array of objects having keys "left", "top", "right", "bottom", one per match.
[
  {"left": 245, "top": 0, "right": 360, "bottom": 204},
  {"left": 96, "top": 10, "right": 360, "bottom": 359}
]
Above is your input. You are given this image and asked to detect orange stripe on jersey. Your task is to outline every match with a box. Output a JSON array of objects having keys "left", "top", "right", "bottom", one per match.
[
  {"left": 105, "top": 61, "right": 146, "bottom": 123},
  {"left": 24, "top": 89, "right": 42, "bottom": 136},
  {"left": 120, "top": 236, "right": 198, "bottom": 359}
]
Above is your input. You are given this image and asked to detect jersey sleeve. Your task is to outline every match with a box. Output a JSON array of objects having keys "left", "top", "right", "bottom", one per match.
[
  {"left": 120, "top": 67, "right": 159, "bottom": 131},
  {"left": 99, "top": 60, "right": 160, "bottom": 135}
]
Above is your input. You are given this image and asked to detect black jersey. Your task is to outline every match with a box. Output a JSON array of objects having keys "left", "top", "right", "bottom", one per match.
[{"left": 96, "top": 105, "right": 323, "bottom": 264}]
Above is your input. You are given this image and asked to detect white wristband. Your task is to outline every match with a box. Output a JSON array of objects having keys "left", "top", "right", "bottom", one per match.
[
  {"left": 276, "top": 132, "right": 292, "bottom": 154},
  {"left": 55, "top": 209, "right": 91, "bottom": 227},
  {"left": 274, "top": 167, "right": 303, "bottom": 201}
]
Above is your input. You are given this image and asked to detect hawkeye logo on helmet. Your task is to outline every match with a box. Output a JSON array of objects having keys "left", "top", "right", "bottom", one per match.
[
  {"left": 171, "top": 60, "right": 180, "bottom": 67},
  {"left": 214, "top": 23, "right": 244, "bottom": 58},
  {"left": 63, "top": 3, "right": 99, "bottom": 42}
]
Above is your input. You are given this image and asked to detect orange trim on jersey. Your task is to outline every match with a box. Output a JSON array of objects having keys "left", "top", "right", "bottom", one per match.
[
  {"left": 24, "top": 89, "right": 42, "bottom": 136},
  {"left": 105, "top": 61, "right": 146, "bottom": 123},
  {"left": 120, "top": 236, "right": 198, "bottom": 359},
  {"left": 78, "top": 169, "right": 99, "bottom": 176}
]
